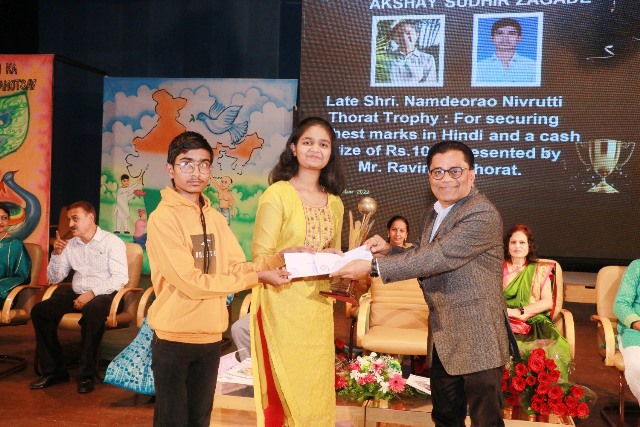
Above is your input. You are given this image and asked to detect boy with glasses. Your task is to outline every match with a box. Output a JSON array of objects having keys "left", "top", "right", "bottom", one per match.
[{"left": 147, "top": 131, "right": 294, "bottom": 427}]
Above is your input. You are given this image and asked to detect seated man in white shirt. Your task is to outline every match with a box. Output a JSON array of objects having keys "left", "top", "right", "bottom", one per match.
[{"left": 30, "top": 201, "right": 128, "bottom": 394}]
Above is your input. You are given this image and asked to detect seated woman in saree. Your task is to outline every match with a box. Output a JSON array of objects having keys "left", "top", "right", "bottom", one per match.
[
  {"left": 386, "top": 215, "right": 413, "bottom": 249},
  {"left": 503, "top": 224, "right": 571, "bottom": 380},
  {"left": 0, "top": 202, "right": 32, "bottom": 303}
]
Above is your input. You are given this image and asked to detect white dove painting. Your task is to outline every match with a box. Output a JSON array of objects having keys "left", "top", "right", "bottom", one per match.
[{"left": 195, "top": 98, "right": 248, "bottom": 145}]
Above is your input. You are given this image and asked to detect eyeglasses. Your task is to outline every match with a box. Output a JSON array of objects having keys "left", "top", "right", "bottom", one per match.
[
  {"left": 174, "top": 160, "right": 212, "bottom": 174},
  {"left": 428, "top": 167, "right": 467, "bottom": 180}
]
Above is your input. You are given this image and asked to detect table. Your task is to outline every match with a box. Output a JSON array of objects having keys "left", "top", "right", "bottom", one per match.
[
  {"left": 213, "top": 383, "right": 366, "bottom": 426},
  {"left": 214, "top": 384, "right": 573, "bottom": 426},
  {"left": 363, "top": 396, "right": 575, "bottom": 427}
]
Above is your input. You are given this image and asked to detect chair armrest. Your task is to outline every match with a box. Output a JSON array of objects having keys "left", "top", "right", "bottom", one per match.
[
  {"left": 136, "top": 287, "right": 155, "bottom": 328},
  {"left": 1, "top": 285, "right": 42, "bottom": 323},
  {"left": 355, "top": 297, "right": 372, "bottom": 348},
  {"left": 239, "top": 293, "right": 251, "bottom": 318},
  {"left": 107, "top": 287, "right": 143, "bottom": 328},
  {"left": 559, "top": 308, "right": 575, "bottom": 359},
  {"left": 42, "top": 283, "right": 72, "bottom": 301},
  {"left": 590, "top": 314, "right": 616, "bottom": 366}
]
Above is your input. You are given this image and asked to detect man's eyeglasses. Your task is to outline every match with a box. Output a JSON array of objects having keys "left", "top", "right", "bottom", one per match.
[
  {"left": 428, "top": 167, "right": 467, "bottom": 180},
  {"left": 174, "top": 160, "right": 212, "bottom": 174}
]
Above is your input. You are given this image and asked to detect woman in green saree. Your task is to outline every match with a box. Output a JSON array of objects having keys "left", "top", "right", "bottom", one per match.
[
  {"left": 0, "top": 202, "right": 32, "bottom": 302},
  {"left": 503, "top": 224, "right": 571, "bottom": 379}
]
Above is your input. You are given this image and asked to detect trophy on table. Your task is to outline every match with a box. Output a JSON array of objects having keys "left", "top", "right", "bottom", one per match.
[
  {"left": 575, "top": 139, "right": 635, "bottom": 193},
  {"left": 319, "top": 197, "right": 377, "bottom": 306}
]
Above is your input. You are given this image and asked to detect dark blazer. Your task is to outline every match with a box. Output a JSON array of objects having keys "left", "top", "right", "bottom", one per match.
[{"left": 377, "top": 187, "right": 509, "bottom": 376}]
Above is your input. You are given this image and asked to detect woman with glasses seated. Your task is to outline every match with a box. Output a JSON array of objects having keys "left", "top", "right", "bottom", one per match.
[
  {"left": 0, "top": 202, "right": 32, "bottom": 303},
  {"left": 503, "top": 224, "right": 571, "bottom": 379}
]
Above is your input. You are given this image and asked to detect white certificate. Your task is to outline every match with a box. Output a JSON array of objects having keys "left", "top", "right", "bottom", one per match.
[{"left": 283, "top": 245, "right": 372, "bottom": 279}]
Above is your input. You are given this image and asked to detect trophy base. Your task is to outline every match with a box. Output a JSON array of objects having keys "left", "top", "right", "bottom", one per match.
[
  {"left": 588, "top": 181, "right": 619, "bottom": 193},
  {"left": 319, "top": 290, "right": 359, "bottom": 307}
]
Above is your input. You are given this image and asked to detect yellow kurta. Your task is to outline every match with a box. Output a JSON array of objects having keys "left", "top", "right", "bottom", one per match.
[{"left": 250, "top": 181, "right": 344, "bottom": 427}]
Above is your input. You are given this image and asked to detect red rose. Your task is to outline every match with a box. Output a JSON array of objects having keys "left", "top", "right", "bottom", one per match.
[
  {"left": 515, "top": 363, "right": 529, "bottom": 377},
  {"left": 537, "top": 372, "right": 552, "bottom": 384},
  {"left": 540, "top": 403, "right": 552, "bottom": 415},
  {"left": 545, "top": 358, "right": 557, "bottom": 370},
  {"left": 512, "top": 376, "right": 526, "bottom": 392},
  {"left": 503, "top": 367, "right": 511, "bottom": 380},
  {"left": 564, "top": 396, "right": 578, "bottom": 408},
  {"left": 336, "top": 353, "right": 346, "bottom": 361},
  {"left": 548, "top": 385, "right": 564, "bottom": 400},
  {"left": 550, "top": 369, "right": 561, "bottom": 382},
  {"left": 570, "top": 385, "right": 585, "bottom": 400},
  {"left": 568, "top": 407, "right": 578, "bottom": 417},
  {"left": 335, "top": 338, "right": 345, "bottom": 349},
  {"left": 526, "top": 375, "right": 537, "bottom": 386},
  {"left": 553, "top": 402, "right": 568, "bottom": 416},
  {"left": 536, "top": 382, "right": 551, "bottom": 395},
  {"left": 528, "top": 357, "right": 545, "bottom": 373},
  {"left": 531, "top": 400, "right": 543, "bottom": 412},
  {"left": 576, "top": 402, "right": 590, "bottom": 418},
  {"left": 502, "top": 380, "right": 508, "bottom": 392},
  {"left": 532, "top": 393, "right": 546, "bottom": 404},
  {"left": 506, "top": 394, "right": 520, "bottom": 407},
  {"left": 531, "top": 348, "right": 547, "bottom": 360}
]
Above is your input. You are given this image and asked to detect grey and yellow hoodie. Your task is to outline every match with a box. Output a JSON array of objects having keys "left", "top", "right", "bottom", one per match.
[{"left": 147, "top": 186, "right": 283, "bottom": 344}]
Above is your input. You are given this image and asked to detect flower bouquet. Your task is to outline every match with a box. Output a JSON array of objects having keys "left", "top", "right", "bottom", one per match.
[
  {"left": 502, "top": 347, "right": 596, "bottom": 421},
  {"left": 334, "top": 352, "right": 407, "bottom": 403}
]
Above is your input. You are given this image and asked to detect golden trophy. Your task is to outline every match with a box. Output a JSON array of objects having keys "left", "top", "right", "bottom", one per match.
[
  {"left": 576, "top": 139, "right": 635, "bottom": 193},
  {"left": 320, "top": 197, "right": 377, "bottom": 306}
]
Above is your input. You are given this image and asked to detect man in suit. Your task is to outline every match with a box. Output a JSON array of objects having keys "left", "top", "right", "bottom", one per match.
[{"left": 332, "top": 140, "right": 510, "bottom": 426}]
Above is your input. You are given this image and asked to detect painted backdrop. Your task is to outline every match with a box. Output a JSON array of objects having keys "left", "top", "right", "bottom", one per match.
[
  {"left": 0, "top": 54, "right": 53, "bottom": 285},
  {"left": 100, "top": 78, "right": 297, "bottom": 272}
]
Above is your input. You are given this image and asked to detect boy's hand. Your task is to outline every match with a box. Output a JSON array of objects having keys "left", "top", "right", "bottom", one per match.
[{"left": 258, "top": 268, "right": 291, "bottom": 288}]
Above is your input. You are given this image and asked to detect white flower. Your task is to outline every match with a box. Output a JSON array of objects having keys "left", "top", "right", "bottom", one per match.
[{"left": 380, "top": 381, "right": 390, "bottom": 394}]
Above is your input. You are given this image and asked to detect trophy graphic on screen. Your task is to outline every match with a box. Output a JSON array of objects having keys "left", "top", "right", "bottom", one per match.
[
  {"left": 319, "top": 197, "right": 377, "bottom": 306},
  {"left": 575, "top": 139, "right": 635, "bottom": 193}
]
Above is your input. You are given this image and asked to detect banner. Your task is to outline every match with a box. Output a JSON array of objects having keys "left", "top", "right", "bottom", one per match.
[
  {"left": 0, "top": 54, "right": 53, "bottom": 285},
  {"left": 100, "top": 78, "right": 297, "bottom": 272}
]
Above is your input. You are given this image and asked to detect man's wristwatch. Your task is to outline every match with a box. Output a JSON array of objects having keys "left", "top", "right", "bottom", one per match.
[{"left": 370, "top": 258, "right": 379, "bottom": 278}]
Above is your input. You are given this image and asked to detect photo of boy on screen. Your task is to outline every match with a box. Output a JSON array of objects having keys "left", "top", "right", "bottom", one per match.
[
  {"left": 472, "top": 13, "right": 543, "bottom": 87},
  {"left": 371, "top": 15, "right": 445, "bottom": 87}
]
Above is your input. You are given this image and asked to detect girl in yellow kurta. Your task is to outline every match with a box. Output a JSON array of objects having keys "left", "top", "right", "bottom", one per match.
[{"left": 251, "top": 117, "right": 346, "bottom": 427}]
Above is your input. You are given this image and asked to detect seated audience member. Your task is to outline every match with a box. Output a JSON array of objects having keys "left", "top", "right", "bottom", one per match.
[
  {"left": 386, "top": 215, "right": 413, "bottom": 248},
  {"left": 231, "top": 312, "right": 250, "bottom": 361},
  {"left": 613, "top": 259, "right": 640, "bottom": 404},
  {"left": 0, "top": 202, "right": 32, "bottom": 302},
  {"left": 30, "top": 201, "right": 128, "bottom": 394},
  {"left": 503, "top": 224, "right": 571, "bottom": 379}
]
